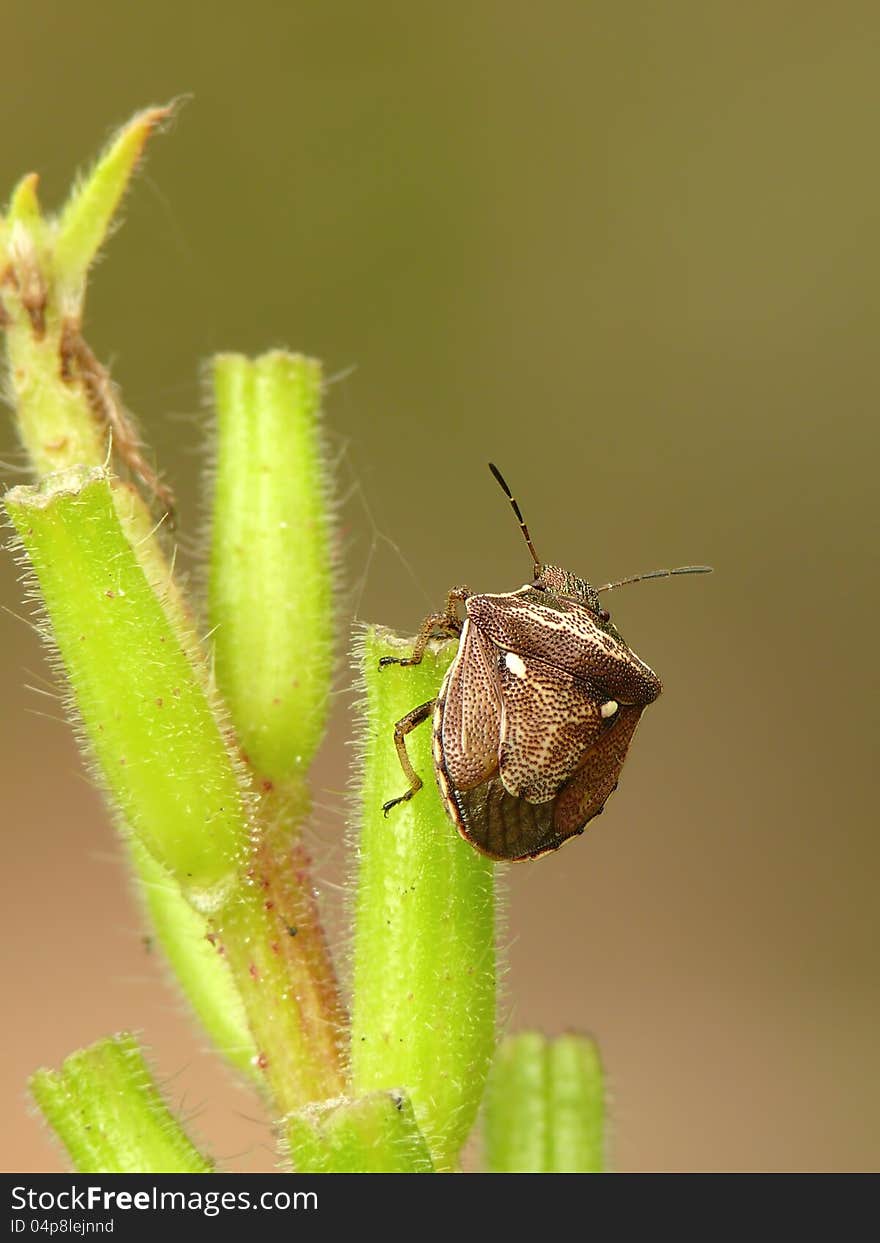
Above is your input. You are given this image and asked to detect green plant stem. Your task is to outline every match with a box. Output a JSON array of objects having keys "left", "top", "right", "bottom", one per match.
[
  {"left": 0, "top": 115, "right": 256, "bottom": 1068},
  {"left": 254, "top": 787, "right": 348, "bottom": 1073},
  {"left": 211, "top": 881, "right": 345, "bottom": 1112},
  {"left": 210, "top": 352, "right": 335, "bottom": 783},
  {"left": 4, "top": 119, "right": 350, "bottom": 1117},
  {"left": 285, "top": 1092, "right": 435, "bottom": 1173},
  {"left": 484, "top": 1032, "right": 605, "bottom": 1172},
  {"left": 30, "top": 1033, "right": 213, "bottom": 1174},
  {"left": 350, "top": 628, "right": 496, "bottom": 1171},
  {"left": 207, "top": 350, "right": 348, "bottom": 1111},
  {"left": 6, "top": 475, "right": 261, "bottom": 1079},
  {"left": 204, "top": 779, "right": 346, "bottom": 1116},
  {"left": 130, "top": 839, "right": 258, "bottom": 1078},
  {"left": 6, "top": 468, "right": 346, "bottom": 1112},
  {"left": 5, "top": 469, "right": 249, "bottom": 908},
  {"left": 545, "top": 1033, "right": 605, "bottom": 1172}
]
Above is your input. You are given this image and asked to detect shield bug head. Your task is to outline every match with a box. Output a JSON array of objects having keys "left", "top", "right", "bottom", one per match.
[{"left": 379, "top": 464, "right": 711, "bottom": 862}]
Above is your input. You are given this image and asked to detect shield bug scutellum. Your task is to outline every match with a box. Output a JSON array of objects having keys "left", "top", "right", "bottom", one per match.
[{"left": 379, "top": 464, "right": 711, "bottom": 862}]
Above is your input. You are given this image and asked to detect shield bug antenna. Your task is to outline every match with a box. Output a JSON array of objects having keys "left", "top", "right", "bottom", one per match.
[
  {"left": 488, "top": 462, "right": 541, "bottom": 576},
  {"left": 596, "top": 565, "right": 713, "bottom": 593}
]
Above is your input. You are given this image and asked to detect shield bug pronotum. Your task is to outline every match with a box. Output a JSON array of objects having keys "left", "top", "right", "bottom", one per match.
[{"left": 379, "top": 464, "right": 711, "bottom": 862}]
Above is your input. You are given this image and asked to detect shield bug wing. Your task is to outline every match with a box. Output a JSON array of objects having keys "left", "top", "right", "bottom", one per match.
[
  {"left": 432, "top": 621, "right": 563, "bottom": 860},
  {"left": 433, "top": 623, "right": 629, "bottom": 861},
  {"left": 446, "top": 774, "right": 564, "bottom": 861},
  {"left": 441, "top": 693, "right": 646, "bottom": 862},
  {"left": 436, "top": 619, "right": 503, "bottom": 791},
  {"left": 552, "top": 704, "right": 644, "bottom": 838},
  {"left": 496, "top": 653, "right": 605, "bottom": 802}
]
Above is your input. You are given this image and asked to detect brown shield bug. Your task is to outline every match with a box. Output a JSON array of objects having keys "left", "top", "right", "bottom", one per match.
[{"left": 379, "top": 464, "right": 711, "bottom": 861}]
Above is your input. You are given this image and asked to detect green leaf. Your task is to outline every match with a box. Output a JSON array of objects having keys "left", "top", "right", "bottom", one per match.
[
  {"left": 54, "top": 106, "right": 173, "bottom": 309},
  {"left": 6, "top": 171, "right": 43, "bottom": 229}
]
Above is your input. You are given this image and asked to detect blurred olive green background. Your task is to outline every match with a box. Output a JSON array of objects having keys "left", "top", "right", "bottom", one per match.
[{"left": 2, "top": 1, "right": 877, "bottom": 1172}]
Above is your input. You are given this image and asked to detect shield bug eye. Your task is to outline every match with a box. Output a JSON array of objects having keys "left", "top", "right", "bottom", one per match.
[{"left": 598, "top": 608, "right": 611, "bottom": 623}]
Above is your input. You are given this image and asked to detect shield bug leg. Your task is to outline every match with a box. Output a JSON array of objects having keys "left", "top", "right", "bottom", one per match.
[
  {"left": 378, "top": 586, "right": 470, "bottom": 669},
  {"left": 382, "top": 699, "right": 435, "bottom": 816}
]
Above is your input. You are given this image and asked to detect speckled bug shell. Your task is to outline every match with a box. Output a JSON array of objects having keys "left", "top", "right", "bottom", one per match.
[{"left": 431, "top": 571, "right": 661, "bottom": 861}]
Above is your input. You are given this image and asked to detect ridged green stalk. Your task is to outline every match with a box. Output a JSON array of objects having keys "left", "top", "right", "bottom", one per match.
[
  {"left": 5, "top": 468, "right": 250, "bottom": 910},
  {"left": 30, "top": 1034, "right": 213, "bottom": 1174},
  {"left": 130, "top": 839, "right": 257, "bottom": 1077},
  {"left": 210, "top": 351, "right": 334, "bottom": 784},
  {"left": 210, "top": 879, "right": 345, "bottom": 1113},
  {"left": 207, "top": 350, "right": 348, "bottom": 1107},
  {"left": 350, "top": 628, "right": 496, "bottom": 1170},
  {"left": 285, "top": 1092, "right": 435, "bottom": 1173},
  {"left": 484, "top": 1032, "right": 606, "bottom": 1172},
  {"left": 5, "top": 468, "right": 345, "bottom": 1114}
]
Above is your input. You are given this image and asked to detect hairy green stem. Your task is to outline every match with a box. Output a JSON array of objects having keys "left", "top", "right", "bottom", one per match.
[
  {"left": 0, "top": 112, "right": 260, "bottom": 1074},
  {"left": 207, "top": 350, "right": 348, "bottom": 1110},
  {"left": 30, "top": 1033, "right": 213, "bottom": 1174},
  {"left": 7, "top": 469, "right": 346, "bottom": 1113},
  {"left": 130, "top": 839, "right": 257, "bottom": 1078},
  {"left": 350, "top": 628, "right": 496, "bottom": 1170},
  {"left": 210, "top": 882, "right": 345, "bottom": 1112},
  {"left": 285, "top": 1091, "right": 435, "bottom": 1173},
  {"left": 210, "top": 352, "right": 335, "bottom": 783},
  {"left": 484, "top": 1032, "right": 606, "bottom": 1172},
  {"left": 5, "top": 469, "right": 249, "bottom": 909}
]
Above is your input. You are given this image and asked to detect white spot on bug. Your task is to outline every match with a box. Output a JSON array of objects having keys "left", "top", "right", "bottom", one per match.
[
  {"left": 600, "top": 700, "right": 619, "bottom": 719},
  {"left": 504, "top": 652, "right": 527, "bottom": 679}
]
